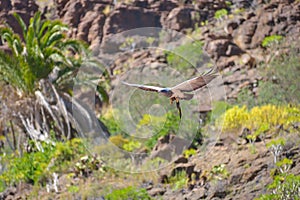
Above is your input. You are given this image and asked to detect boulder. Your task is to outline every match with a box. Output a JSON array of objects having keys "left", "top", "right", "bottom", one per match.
[
  {"left": 103, "top": 5, "right": 161, "bottom": 36},
  {"left": 150, "top": 134, "right": 190, "bottom": 162}
]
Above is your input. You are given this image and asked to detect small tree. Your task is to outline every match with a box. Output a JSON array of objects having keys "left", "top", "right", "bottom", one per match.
[
  {"left": 0, "top": 12, "right": 109, "bottom": 151},
  {"left": 0, "top": 11, "right": 87, "bottom": 93}
]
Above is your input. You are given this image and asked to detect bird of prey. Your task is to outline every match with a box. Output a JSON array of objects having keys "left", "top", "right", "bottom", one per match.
[{"left": 122, "top": 70, "right": 217, "bottom": 118}]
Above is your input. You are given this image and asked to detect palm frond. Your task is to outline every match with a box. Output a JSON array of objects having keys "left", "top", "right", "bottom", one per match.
[
  {"left": 0, "top": 51, "right": 28, "bottom": 92},
  {"left": 46, "top": 31, "right": 64, "bottom": 47},
  {"left": 60, "top": 39, "right": 89, "bottom": 55},
  {"left": 32, "top": 11, "right": 42, "bottom": 36},
  {"left": 12, "top": 12, "right": 27, "bottom": 38},
  {"left": 25, "top": 22, "right": 35, "bottom": 51},
  {"left": 0, "top": 27, "right": 23, "bottom": 56}
]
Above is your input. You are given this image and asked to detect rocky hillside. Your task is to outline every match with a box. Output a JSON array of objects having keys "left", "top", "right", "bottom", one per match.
[
  {"left": 1, "top": 0, "right": 299, "bottom": 101},
  {"left": 0, "top": 0, "right": 299, "bottom": 199}
]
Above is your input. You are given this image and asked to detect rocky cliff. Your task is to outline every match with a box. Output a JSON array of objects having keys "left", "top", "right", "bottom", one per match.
[{"left": 0, "top": 0, "right": 299, "bottom": 199}]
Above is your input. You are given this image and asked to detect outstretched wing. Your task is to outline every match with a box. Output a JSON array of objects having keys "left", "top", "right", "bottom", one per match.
[
  {"left": 122, "top": 81, "right": 164, "bottom": 92},
  {"left": 171, "top": 72, "right": 217, "bottom": 92}
]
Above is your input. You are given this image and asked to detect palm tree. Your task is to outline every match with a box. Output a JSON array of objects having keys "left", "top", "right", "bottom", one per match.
[
  {"left": 0, "top": 11, "right": 88, "bottom": 93},
  {"left": 0, "top": 12, "right": 110, "bottom": 151}
]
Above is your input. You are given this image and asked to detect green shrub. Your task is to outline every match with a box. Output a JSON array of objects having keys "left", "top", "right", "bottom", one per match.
[
  {"left": 258, "top": 52, "right": 300, "bottom": 105},
  {"left": 276, "top": 158, "right": 293, "bottom": 174},
  {"left": 214, "top": 9, "right": 228, "bottom": 20},
  {"left": 261, "top": 35, "right": 283, "bottom": 48},
  {"left": 235, "top": 47, "right": 299, "bottom": 107},
  {"left": 103, "top": 110, "right": 183, "bottom": 152},
  {"left": 101, "top": 108, "right": 126, "bottom": 136},
  {"left": 266, "top": 138, "right": 286, "bottom": 164},
  {"left": 0, "top": 143, "right": 54, "bottom": 185},
  {"left": 236, "top": 86, "right": 256, "bottom": 109},
  {"left": 209, "top": 101, "right": 232, "bottom": 124},
  {"left": 183, "top": 148, "right": 197, "bottom": 158},
  {"left": 120, "top": 37, "right": 135, "bottom": 50},
  {"left": 67, "top": 185, "right": 80, "bottom": 193},
  {"left": 0, "top": 138, "right": 87, "bottom": 188},
  {"left": 168, "top": 171, "right": 188, "bottom": 190},
  {"left": 105, "top": 186, "right": 152, "bottom": 200},
  {"left": 52, "top": 138, "right": 87, "bottom": 170},
  {"left": 165, "top": 41, "right": 204, "bottom": 73},
  {"left": 143, "top": 112, "right": 180, "bottom": 150},
  {"left": 209, "top": 164, "right": 229, "bottom": 181},
  {"left": 109, "top": 135, "right": 129, "bottom": 149},
  {"left": 257, "top": 174, "right": 300, "bottom": 200},
  {"left": 108, "top": 135, "right": 142, "bottom": 152},
  {"left": 123, "top": 139, "right": 142, "bottom": 152}
]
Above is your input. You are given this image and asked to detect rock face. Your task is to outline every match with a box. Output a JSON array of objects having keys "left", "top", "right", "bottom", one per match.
[
  {"left": 150, "top": 134, "right": 190, "bottom": 162},
  {"left": 103, "top": 6, "right": 161, "bottom": 35},
  {"left": 54, "top": 0, "right": 110, "bottom": 48},
  {"left": 148, "top": 134, "right": 300, "bottom": 200},
  {"left": 51, "top": 0, "right": 231, "bottom": 49},
  {"left": 199, "top": 1, "right": 299, "bottom": 69},
  {"left": 0, "top": 0, "right": 292, "bottom": 102},
  {"left": 2, "top": 0, "right": 299, "bottom": 60},
  {"left": 0, "top": 0, "right": 300, "bottom": 199},
  {"left": 0, "top": 0, "right": 38, "bottom": 36},
  {"left": 232, "top": 1, "right": 300, "bottom": 50}
]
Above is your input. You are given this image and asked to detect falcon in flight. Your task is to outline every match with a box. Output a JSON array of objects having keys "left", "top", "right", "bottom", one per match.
[{"left": 122, "top": 70, "right": 217, "bottom": 118}]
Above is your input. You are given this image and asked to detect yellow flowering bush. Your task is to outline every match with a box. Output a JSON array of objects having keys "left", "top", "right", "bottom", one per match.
[
  {"left": 217, "top": 106, "right": 249, "bottom": 132},
  {"left": 109, "top": 135, "right": 129, "bottom": 149},
  {"left": 217, "top": 104, "right": 300, "bottom": 134}
]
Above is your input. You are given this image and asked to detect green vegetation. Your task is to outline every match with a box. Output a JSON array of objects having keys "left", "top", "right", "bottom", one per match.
[
  {"left": 261, "top": 35, "right": 283, "bottom": 48},
  {"left": 257, "top": 136, "right": 299, "bottom": 200},
  {"left": 123, "top": 139, "right": 142, "bottom": 152},
  {"left": 266, "top": 138, "right": 286, "bottom": 165},
  {"left": 146, "top": 37, "right": 155, "bottom": 46},
  {"left": 253, "top": 112, "right": 299, "bottom": 200},
  {"left": 109, "top": 135, "right": 130, "bottom": 149},
  {"left": 258, "top": 52, "right": 300, "bottom": 105},
  {"left": 209, "top": 164, "right": 229, "bottom": 181},
  {"left": 0, "top": 138, "right": 87, "bottom": 190},
  {"left": 236, "top": 42, "right": 299, "bottom": 108},
  {"left": 183, "top": 148, "right": 197, "bottom": 158},
  {"left": 104, "top": 111, "right": 181, "bottom": 151},
  {"left": 67, "top": 185, "right": 80, "bottom": 193},
  {"left": 233, "top": 8, "right": 245, "bottom": 15},
  {"left": 258, "top": 173, "right": 300, "bottom": 199},
  {"left": 105, "top": 186, "right": 152, "bottom": 200},
  {"left": 165, "top": 41, "right": 204, "bottom": 73},
  {"left": 142, "top": 112, "right": 180, "bottom": 150},
  {"left": 101, "top": 108, "right": 127, "bottom": 136},
  {"left": 108, "top": 134, "right": 141, "bottom": 152},
  {"left": 214, "top": 9, "right": 228, "bottom": 20},
  {"left": 210, "top": 101, "right": 232, "bottom": 124},
  {"left": 168, "top": 171, "right": 188, "bottom": 190},
  {"left": 0, "top": 4, "right": 299, "bottom": 199},
  {"left": 120, "top": 37, "right": 135, "bottom": 50},
  {"left": 276, "top": 158, "right": 293, "bottom": 174},
  {"left": 217, "top": 105, "right": 300, "bottom": 134},
  {"left": 0, "top": 11, "right": 87, "bottom": 93}
]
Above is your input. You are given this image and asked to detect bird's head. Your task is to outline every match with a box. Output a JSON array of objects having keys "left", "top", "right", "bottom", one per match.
[{"left": 159, "top": 88, "right": 171, "bottom": 93}]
